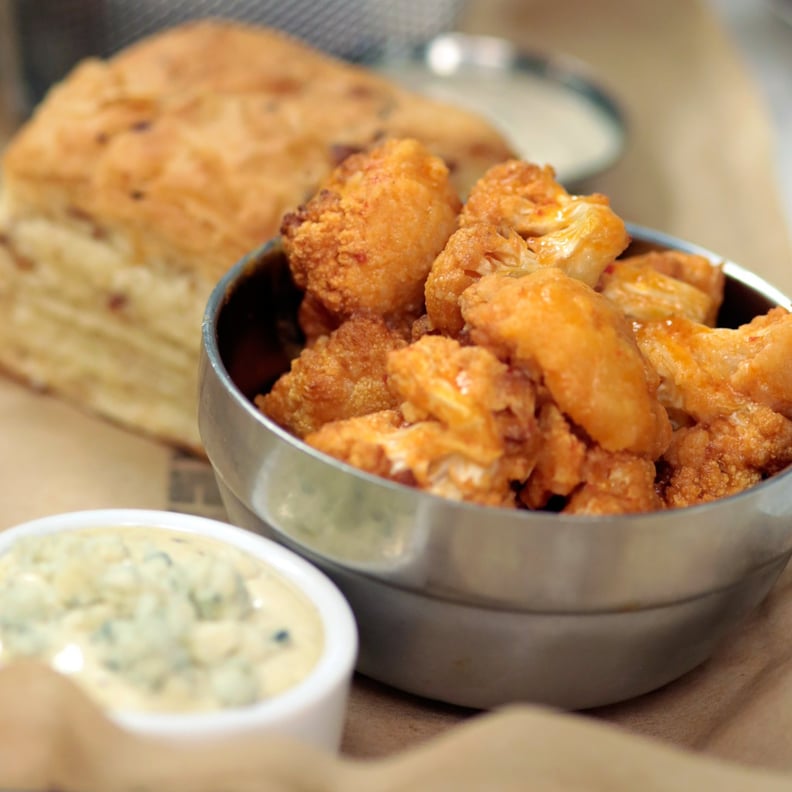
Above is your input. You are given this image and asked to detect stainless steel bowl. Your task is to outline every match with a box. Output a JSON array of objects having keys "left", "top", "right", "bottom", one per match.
[{"left": 199, "top": 225, "right": 792, "bottom": 710}]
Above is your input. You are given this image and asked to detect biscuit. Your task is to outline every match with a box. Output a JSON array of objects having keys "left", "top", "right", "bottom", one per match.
[{"left": 0, "top": 20, "right": 513, "bottom": 451}]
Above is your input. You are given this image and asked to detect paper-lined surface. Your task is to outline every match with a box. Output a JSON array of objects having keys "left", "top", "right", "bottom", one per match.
[
  {"left": 0, "top": 378, "right": 170, "bottom": 526},
  {"left": 3, "top": 663, "right": 792, "bottom": 792},
  {"left": 2, "top": 0, "right": 792, "bottom": 781}
]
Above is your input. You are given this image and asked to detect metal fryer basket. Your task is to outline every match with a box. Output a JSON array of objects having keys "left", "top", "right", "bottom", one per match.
[{"left": 4, "top": 0, "right": 468, "bottom": 118}]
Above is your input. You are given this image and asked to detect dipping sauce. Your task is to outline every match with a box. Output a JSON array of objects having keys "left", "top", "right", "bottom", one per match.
[
  {"left": 378, "top": 62, "right": 625, "bottom": 185},
  {"left": 0, "top": 527, "right": 324, "bottom": 713}
]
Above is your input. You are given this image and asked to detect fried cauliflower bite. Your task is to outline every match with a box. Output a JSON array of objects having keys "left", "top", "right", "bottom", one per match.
[
  {"left": 308, "top": 417, "right": 521, "bottom": 507},
  {"left": 517, "top": 399, "right": 662, "bottom": 515},
  {"left": 563, "top": 448, "right": 663, "bottom": 515},
  {"left": 518, "top": 401, "right": 587, "bottom": 510},
  {"left": 622, "top": 250, "right": 726, "bottom": 319},
  {"left": 460, "top": 160, "right": 630, "bottom": 287},
  {"left": 460, "top": 269, "right": 673, "bottom": 459},
  {"left": 256, "top": 316, "right": 406, "bottom": 438},
  {"left": 660, "top": 404, "right": 792, "bottom": 508},
  {"left": 280, "top": 138, "right": 461, "bottom": 330},
  {"left": 387, "top": 335, "right": 539, "bottom": 479},
  {"left": 306, "top": 336, "right": 541, "bottom": 507},
  {"left": 598, "top": 251, "right": 724, "bottom": 327},
  {"left": 635, "top": 307, "right": 792, "bottom": 424},
  {"left": 424, "top": 223, "right": 536, "bottom": 336},
  {"left": 598, "top": 260, "right": 719, "bottom": 325},
  {"left": 635, "top": 308, "right": 792, "bottom": 508},
  {"left": 301, "top": 410, "right": 411, "bottom": 482}
]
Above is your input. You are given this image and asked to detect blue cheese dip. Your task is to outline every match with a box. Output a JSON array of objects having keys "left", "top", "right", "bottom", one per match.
[{"left": 0, "top": 527, "right": 324, "bottom": 713}]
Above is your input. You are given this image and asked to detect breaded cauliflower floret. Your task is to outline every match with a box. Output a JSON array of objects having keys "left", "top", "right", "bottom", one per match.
[
  {"left": 281, "top": 138, "right": 460, "bottom": 332},
  {"left": 424, "top": 223, "right": 535, "bottom": 337},
  {"left": 460, "top": 268, "right": 672, "bottom": 459},
  {"left": 306, "top": 336, "right": 540, "bottom": 508},
  {"left": 660, "top": 404, "right": 792, "bottom": 508},
  {"left": 635, "top": 306, "right": 792, "bottom": 423},
  {"left": 563, "top": 447, "right": 663, "bottom": 515},
  {"left": 256, "top": 316, "right": 406, "bottom": 438},
  {"left": 460, "top": 160, "right": 629, "bottom": 287},
  {"left": 598, "top": 259, "right": 721, "bottom": 326}
]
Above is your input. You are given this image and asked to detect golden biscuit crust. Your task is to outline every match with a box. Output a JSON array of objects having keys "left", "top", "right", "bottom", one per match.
[
  {"left": 2, "top": 20, "right": 513, "bottom": 284},
  {"left": 0, "top": 20, "right": 513, "bottom": 451}
]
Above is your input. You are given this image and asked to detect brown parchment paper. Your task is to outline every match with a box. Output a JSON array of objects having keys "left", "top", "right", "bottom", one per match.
[{"left": 2, "top": 0, "right": 792, "bottom": 783}]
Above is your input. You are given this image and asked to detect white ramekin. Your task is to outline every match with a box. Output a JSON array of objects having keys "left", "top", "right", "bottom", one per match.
[{"left": 0, "top": 508, "right": 358, "bottom": 751}]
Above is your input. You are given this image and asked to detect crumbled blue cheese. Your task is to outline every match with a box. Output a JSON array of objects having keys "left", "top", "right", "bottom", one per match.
[{"left": 0, "top": 528, "right": 324, "bottom": 713}]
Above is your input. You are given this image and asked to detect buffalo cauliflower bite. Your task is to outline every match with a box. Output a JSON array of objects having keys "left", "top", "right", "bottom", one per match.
[
  {"left": 306, "top": 336, "right": 540, "bottom": 507},
  {"left": 460, "top": 268, "right": 672, "bottom": 459},
  {"left": 388, "top": 336, "right": 540, "bottom": 483},
  {"left": 460, "top": 160, "right": 630, "bottom": 287},
  {"left": 563, "top": 447, "right": 663, "bottom": 516},
  {"left": 307, "top": 417, "right": 522, "bottom": 508},
  {"left": 659, "top": 404, "right": 792, "bottom": 508},
  {"left": 620, "top": 250, "right": 726, "bottom": 321},
  {"left": 301, "top": 410, "right": 411, "bottom": 483},
  {"left": 635, "top": 307, "right": 792, "bottom": 508},
  {"left": 517, "top": 397, "right": 663, "bottom": 515},
  {"left": 423, "top": 159, "right": 632, "bottom": 338},
  {"left": 518, "top": 400, "right": 587, "bottom": 510},
  {"left": 635, "top": 307, "right": 792, "bottom": 424},
  {"left": 598, "top": 259, "right": 721, "bottom": 326},
  {"left": 424, "top": 223, "right": 536, "bottom": 337},
  {"left": 281, "top": 138, "right": 460, "bottom": 332},
  {"left": 257, "top": 316, "right": 406, "bottom": 438}
]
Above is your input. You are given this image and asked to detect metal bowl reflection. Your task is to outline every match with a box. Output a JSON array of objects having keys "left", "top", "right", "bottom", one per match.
[{"left": 198, "top": 225, "right": 792, "bottom": 710}]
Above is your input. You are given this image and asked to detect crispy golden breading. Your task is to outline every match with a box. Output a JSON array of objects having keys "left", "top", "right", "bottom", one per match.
[
  {"left": 636, "top": 307, "right": 792, "bottom": 423},
  {"left": 460, "top": 160, "right": 630, "bottom": 287},
  {"left": 461, "top": 161, "right": 567, "bottom": 227},
  {"left": 620, "top": 250, "right": 725, "bottom": 324},
  {"left": 257, "top": 316, "right": 406, "bottom": 438},
  {"left": 728, "top": 308, "right": 792, "bottom": 417},
  {"left": 424, "top": 223, "right": 534, "bottom": 336},
  {"left": 518, "top": 401, "right": 587, "bottom": 510},
  {"left": 388, "top": 336, "right": 539, "bottom": 481},
  {"left": 308, "top": 415, "right": 522, "bottom": 508},
  {"left": 303, "top": 410, "right": 411, "bottom": 483},
  {"left": 598, "top": 261, "right": 719, "bottom": 325},
  {"left": 307, "top": 336, "right": 540, "bottom": 507},
  {"left": 460, "top": 269, "right": 672, "bottom": 458},
  {"left": 388, "top": 335, "right": 511, "bottom": 451},
  {"left": 281, "top": 138, "right": 460, "bottom": 329},
  {"left": 660, "top": 405, "right": 792, "bottom": 508},
  {"left": 519, "top": 400, "right": 664, "bottom": 515},
  {"left": 563, "top": 448, "right": 663, "bottom": 516}
]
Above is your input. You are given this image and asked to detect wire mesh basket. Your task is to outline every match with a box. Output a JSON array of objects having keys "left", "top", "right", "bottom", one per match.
[{"left": 4, "top": 0, "right": 468, "bottom": 116}]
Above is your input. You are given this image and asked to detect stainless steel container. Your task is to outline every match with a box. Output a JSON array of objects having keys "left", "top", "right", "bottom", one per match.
[{"left": 199, "top": 226, "right": 792, "bottom": 710}]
